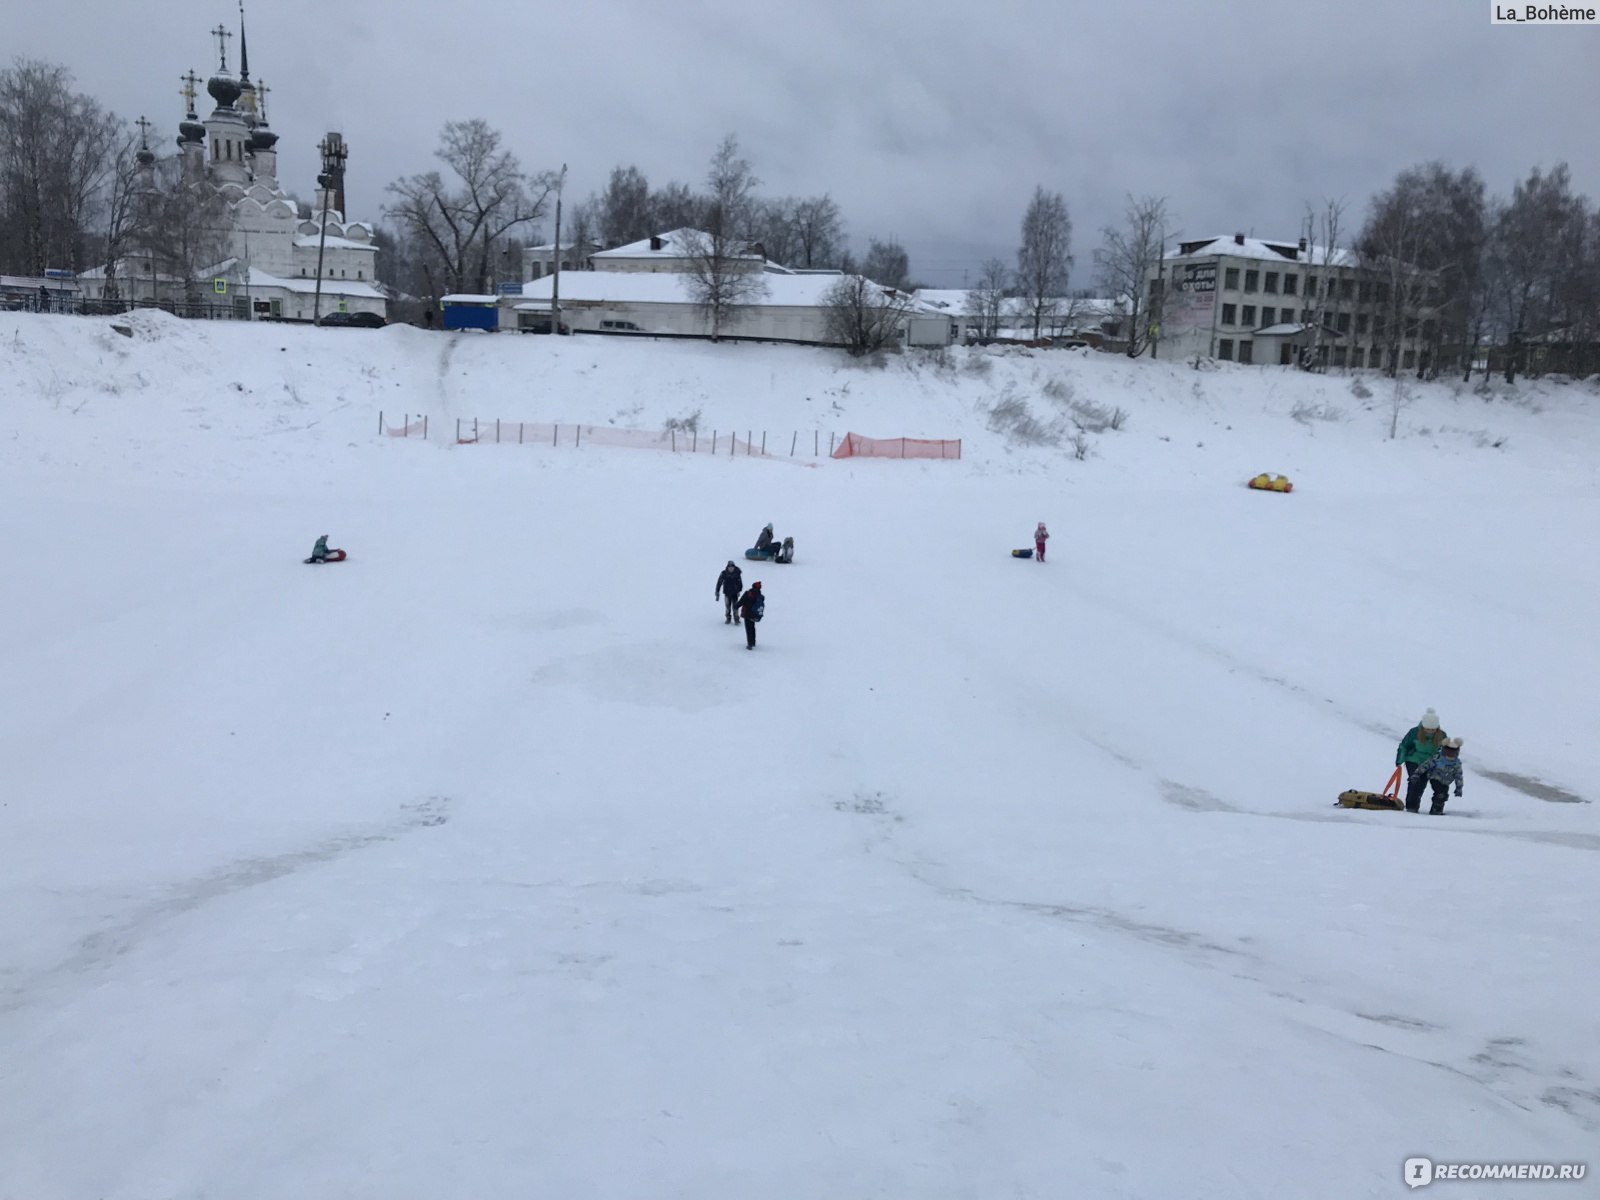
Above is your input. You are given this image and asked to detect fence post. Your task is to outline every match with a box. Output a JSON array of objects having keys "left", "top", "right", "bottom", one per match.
[
  {"left": 760, "top": 431, "right": 767, "bottom": 454},
  {"left": 576, "top": 424, "right": 581, "bottom": 447},
  {"left": 693, "top": 429, "right": 698, "bottom": 453},
  {"left": 474, "top": 417, "right": 479, "bottom": 442},
  {"left": 423, "top": 415, "right": 428, "bottom": 439},
  {"left": 553, "top": 423, "right": 558, "bottom": 446},
  {"left": 456, "top": 417, "right": 461, "bottom": 442},
  {"left": 378, "top": 411, "right": 383, "bottom": 436},
  {"left": 814, "top": 430, "right": 818, "bottom": 456},
  {"left": 791, "top": 431, "right": 797, "bottom": 456},
  {"left": 829, "top": 432, "right": 836, "bottom": 456},
  {"left": 713, "top": 431, "right": 717, "bottom": 454},
  {"left": 745, "top": 430, "right": 751, "bottom": 456},
  {"left": 519, "top": 422, "right": 524, "bottom": 444},
  {"left": 901, "top": 437, "right": 906, "bottom": 457},
  {"left": 671, "top": 429, "right": 676, "bottom": 452},
  {"left": 496, "top": 419, "right": 501, "bottom": 444}
]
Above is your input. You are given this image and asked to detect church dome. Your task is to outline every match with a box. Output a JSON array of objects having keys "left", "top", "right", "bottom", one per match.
[
  {"left": 250, "top": 121, "right": 279, "bottom": 151},
  {"left": 179, "top": 116, "right": 206, "bottom": 145},
  {"left": 207, "top": 69, "right": 241, "bottom": 109}
]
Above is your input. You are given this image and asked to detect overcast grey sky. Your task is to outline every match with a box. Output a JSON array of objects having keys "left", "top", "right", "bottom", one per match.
[{"left": 12, "top": 0, "right": 1599, "bottom": 286}]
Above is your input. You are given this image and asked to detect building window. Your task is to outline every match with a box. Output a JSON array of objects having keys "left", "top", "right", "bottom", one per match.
[
  {"left": 1219, "top": 338, "right": 1234, "bottom": 361},
  {"left": 1423, "top": 320, "right": 1438, "bottom": 342},
  {"left": 1340, "top": 278, "right": 1355, "bottom": 301},
  {"left": 1369, "top": 347, "right": 1382, "bottom": 368},
  {"left": 1356, "top": 313, "right": 1370, "bottom": 335},
  {"left": 1301, "top": 308, "right": 1313, "bottom": 323},
  {"left": 1265, "top": 272, "right": 1279, "bottom": 294},
  {"left": 358, "top": 270, "right": 363, "bottom": 279},
  {"left": 1283, "top": 274, "right": 1299, "bottom": 296},
  {"left": 1242, "top": 305, "right": 1256, "bottom": 326},
  {"left": 1222, "top": 303, "right": 1236, "bottom": 325},
  {"left": 1260, "top": 306, "right": 1275, "bottom": 326},
  {"left": 1244, "top": 269, "right": 1259, "bottom": 293},
  {"left": 1337, "top": 312, "right": 1351, "bottom": 334},
  {"left": 1334, "top": 346, "right": 1348, "bottom": 367},
  {"left": 1359, "top": 281, "right": 1372, "bottom": 303},
  {"left": 1224, "top": 267, "right": 1240, "bottom": 290},
  {"left": 1374, "top": 313, "right": 1387, "bottom": 337},
  {"left": 1403, "top": 349, "right": 1416, "bottom": 369},
  {"left": 1238, "top": 340, "right": 1254, "bottom": 364},
  {"left": 1306, "top": 275, "right": 1318, "bottom": 298}
]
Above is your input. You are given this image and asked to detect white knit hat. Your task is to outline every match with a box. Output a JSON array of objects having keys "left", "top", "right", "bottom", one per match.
[{"left": 1420, "top": 708, "right": 1440, "bottom": 730}]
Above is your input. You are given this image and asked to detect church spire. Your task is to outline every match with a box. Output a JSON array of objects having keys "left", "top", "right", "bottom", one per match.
[
  {"left": 238, "top": 2, "right": 251, "bottom": 83},
  {"left": 236, "top": 2, "right": 258, "bottom": 122}
]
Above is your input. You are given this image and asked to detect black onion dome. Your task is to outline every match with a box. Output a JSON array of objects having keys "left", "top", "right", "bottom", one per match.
[
  {"left": 207, "top": 70, "right": 241, "bottom": 109},
  {"left": 136, "top": 145, "right": 156, "bottom": 167},
  {"left": 250, "top": 122, "right": 279, "bottom": 151},
  {"left": 180, "top": 116, "right": 206, "bottom": 144}
]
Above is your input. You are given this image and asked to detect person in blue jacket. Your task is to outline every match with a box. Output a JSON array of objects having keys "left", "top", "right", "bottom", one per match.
[{"left": 1407, "top": 737, "right": 1465, "bottom": 814}]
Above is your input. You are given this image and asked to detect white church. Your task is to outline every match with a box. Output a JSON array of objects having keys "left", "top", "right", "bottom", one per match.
[{"left": 78, "top": 15, "right": 385, "bottom": 323}]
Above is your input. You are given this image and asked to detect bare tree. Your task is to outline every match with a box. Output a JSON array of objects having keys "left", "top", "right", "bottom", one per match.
[
  {"left": 1491, "top": 164, "right": 1585, "bottom": 378},
  {"left": 1016, "top": 186, "right": 1073, "bottom": 339},
  {"left": 0, "top": 59, "right": 122, "bottom": 276},
  {"left": 383, "top": 119, "right": 557, "bottom": 295},
  {"left": 597, "top": 164, "right": 652, "bottom": 247},
  {"left": 1094, "top": 194, "right": 1166, "bottom": 357},
  {"left": 965, "top": 257, "right": 1010, "bottom": 340},
  {"left": 650, "top": 180, "right": 705, "bottom": 233},
  {"left": 861, "top": 237, "right": 911, "bottom": 289},
  {"left": 791, "top": 194, "right": 845, "bottom": 268},
  {"left": 1302, "top": 198, "right": 1346, "bottom": 371},
  {"left": 678, "top": 134, "right": 766, "bottom": 339},
  {"left": 95, "top": 123, "right": 153, "bottom": 303},
  {"left": 143, "top": 159, "right": 232, "bottom": 306},
  {"left": 821, "top": 274, "right": 913, "bottom": 355},
  {"left": 748, "top": 196, "right": 801, "bottom": 266}
]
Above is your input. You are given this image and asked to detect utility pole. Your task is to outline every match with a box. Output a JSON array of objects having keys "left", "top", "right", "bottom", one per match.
[
  {"left": 311, "top": 132, "right": 347, "bottom": 326},
  {"left": 550, "top": 164, "right": 567, "bottom": 335}
]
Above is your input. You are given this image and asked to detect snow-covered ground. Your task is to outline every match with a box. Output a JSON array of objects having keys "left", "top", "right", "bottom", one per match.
[{"left": 2, "top": 311, "right": 1596, "bottom": 1199}]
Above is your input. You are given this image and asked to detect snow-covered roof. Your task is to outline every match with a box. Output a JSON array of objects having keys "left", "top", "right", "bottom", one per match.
[
  {"left": 591, "top": 229, "right": 762, "bottom": 263},
  {"left": 520, "top": 270, "right": 934, "bottom": 311},
  {"left": 1254, "top": 323, "right": 1307, "bottom": 336},
  {"left": 1168, "top": 235, "right": 1358, "bottom": 268},
  {"left": 245, "top": 267, "right": 384, "bottom": 299},
  {"left": 293, "top": 235, "right": 379, "bottom": 253},
  {"left": 441, "top": 293, "right": 500, "bottom": 305}
]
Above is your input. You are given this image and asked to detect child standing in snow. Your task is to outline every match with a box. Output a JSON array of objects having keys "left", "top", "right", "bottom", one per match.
[
  {"left": 1407, "top": 737, "right": 1465, "bottom": 814},
  {"left": 1034, "top": 522, "right": 1049, "bottom": 563},
  {"left": 715, "top": 560, "right": 744, "bottom": 624}
]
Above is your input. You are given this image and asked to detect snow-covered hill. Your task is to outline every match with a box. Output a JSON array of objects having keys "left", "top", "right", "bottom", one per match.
[{"left": 3, "top": 311, "right": 1597, "bottom": 1199}]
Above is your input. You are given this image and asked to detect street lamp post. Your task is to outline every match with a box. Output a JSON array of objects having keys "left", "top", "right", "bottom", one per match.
[
  {"left": 551, "top": 164, "right": 567, "bottom": 335},
  {"left": 311, "top": 132, "right": 347, "bottom": 327}
]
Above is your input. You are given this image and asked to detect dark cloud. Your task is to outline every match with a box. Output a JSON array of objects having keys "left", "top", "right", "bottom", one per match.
[{"left": 11, "top": 0, "right": 1597, "bottom": 285}]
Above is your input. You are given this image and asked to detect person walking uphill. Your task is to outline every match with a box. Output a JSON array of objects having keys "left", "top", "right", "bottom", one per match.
[
  {"left": 737, "top": 581, "right": 765, "bottom": 649},
  {"left": 1034, "top": 522, "right": 1050, "bottom": 563},
  {"left": 715, "top": 560, "right": 744, "bottom": 624},
  {"left": 1396, "top": 708, "right": 1447, "bottom": 790},
  {"left": 1408, "top": 737, "right": 1466, "bottom": 814}
]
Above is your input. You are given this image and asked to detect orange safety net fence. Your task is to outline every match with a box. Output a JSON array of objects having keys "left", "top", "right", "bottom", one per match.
[{"left": 831, "top": 432, "right": 961, "bottom": 460}]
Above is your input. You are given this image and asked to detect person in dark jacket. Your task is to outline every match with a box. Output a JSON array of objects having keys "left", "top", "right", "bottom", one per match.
[
  {"left": 715, "top": 560, "right": 744, "bottom": 624},
  {"left": 737, "top": 581, "right": 764, "bottom": 649},
  {"left": 754, "top": 523, "right": 775, "bottom": 554},
  {"left": 1409, "top": 737, "right": 1465, "bottom": 814}
]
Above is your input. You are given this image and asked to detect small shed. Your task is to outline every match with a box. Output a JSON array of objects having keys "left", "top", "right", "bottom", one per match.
[{"left": 440, "top": 293, "right": 500, "bottom": 331}]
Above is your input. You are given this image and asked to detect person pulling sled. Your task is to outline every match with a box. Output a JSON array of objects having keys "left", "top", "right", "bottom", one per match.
[{"left": 737, "top": 581, "right": 765, "bottom": 649}]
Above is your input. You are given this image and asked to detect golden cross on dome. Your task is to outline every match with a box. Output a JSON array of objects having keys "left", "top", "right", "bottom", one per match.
[
  {"left": 211, "top": 24, "right": 233, "bottom": 71},
  {"left": 180, "top": 70, "right": 202, "bottom": 112}
]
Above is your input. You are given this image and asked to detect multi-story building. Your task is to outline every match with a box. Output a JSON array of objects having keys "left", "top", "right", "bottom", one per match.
[{"left": 1148, "top": 234, "right": 1433, "bottom": 371}]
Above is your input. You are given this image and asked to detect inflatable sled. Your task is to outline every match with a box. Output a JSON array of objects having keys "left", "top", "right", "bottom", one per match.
[
  {"left": 1336, "top": 767, "right": 1404, "bottom": 810},
  {"left": 1248, "top": 472, "right": 1293, "bottom": 493},
  {"left": 304, "top": 549, "right": 347, "bottom": 564},
  {"left": 745, "top": 536, "right": 795, "bottom": 564},
  {"left": 1011, "top": 548, "right": 1035, "bottom": 559}
]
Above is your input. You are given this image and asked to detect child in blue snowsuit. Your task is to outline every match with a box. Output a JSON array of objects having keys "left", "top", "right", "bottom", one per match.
[{"left": 1407, "top": 737, "right": 1465, "bottom": 814}]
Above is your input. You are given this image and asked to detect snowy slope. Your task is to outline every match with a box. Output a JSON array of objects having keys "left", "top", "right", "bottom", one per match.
[{"left": 2, "top": 311, "right": 1597, "bottom": 1199}]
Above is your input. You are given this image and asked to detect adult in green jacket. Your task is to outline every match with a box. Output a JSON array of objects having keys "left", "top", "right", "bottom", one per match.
[{"left": 1397, "top": 707, "right": 1448, "bottom": 779}]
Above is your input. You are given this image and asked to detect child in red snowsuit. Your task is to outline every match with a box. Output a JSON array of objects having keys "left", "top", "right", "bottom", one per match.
[{"left": 1034, "top": 522, "right": 1049, "bottom": 563}]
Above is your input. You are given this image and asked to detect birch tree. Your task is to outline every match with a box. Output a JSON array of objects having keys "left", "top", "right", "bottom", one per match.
[
  {"left": 1094, "top": 194, "right": 1167, "bottom": 357},
  {"left": 1016, "top": 186, "right": 1073, "bottom": 339},
  {"left": 678, "top": 134, "right": 766, "bottom": 339}
]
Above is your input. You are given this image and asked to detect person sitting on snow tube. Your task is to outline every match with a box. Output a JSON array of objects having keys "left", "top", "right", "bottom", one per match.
[
  {"left": 754, "top": 523, "right": 776, "bottom": 554},
  {"left": 309, "top": 534, "right": 333, "bottom": 563}
]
